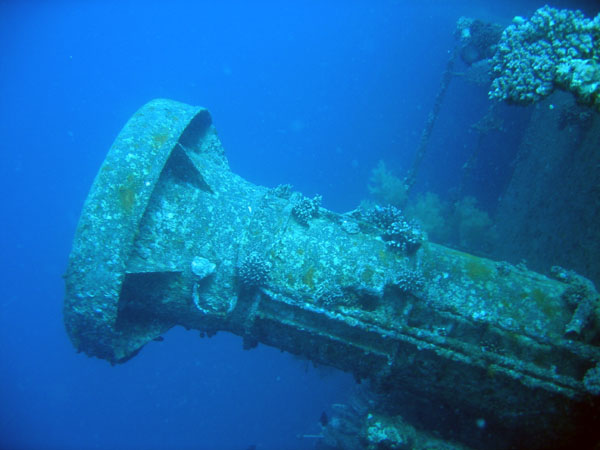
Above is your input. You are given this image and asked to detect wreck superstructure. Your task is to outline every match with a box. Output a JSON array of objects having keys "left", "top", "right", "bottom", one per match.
[{"left": 64, "top": 99, "right": 600, "bottom": 449}]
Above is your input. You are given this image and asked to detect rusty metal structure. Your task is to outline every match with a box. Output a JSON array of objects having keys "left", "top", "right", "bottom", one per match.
[{"left": 64, "top": 99, "right": 600, "bottom": 449}]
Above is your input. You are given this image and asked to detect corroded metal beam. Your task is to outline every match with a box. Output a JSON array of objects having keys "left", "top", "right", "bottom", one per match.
[{"left": 64, "top": 99, "right": 600, "bottom": 448}]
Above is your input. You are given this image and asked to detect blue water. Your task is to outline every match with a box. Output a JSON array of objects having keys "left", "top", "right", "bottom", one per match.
[{"left": 1, "top": 1, "right": 598, "bottom": 449}]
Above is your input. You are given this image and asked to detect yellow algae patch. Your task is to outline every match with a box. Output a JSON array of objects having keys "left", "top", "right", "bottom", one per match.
[
  {"left": 303, "top": 266, "right": 316, "bottom": 289},
  {"left": 465, "top": 258, "right": 493, "bottom": 281},
  {"left": 118, "top": 175, "right": 138, "bottom": 214},
  {"left": 151, "top": 132, "right": 170, "bottom": 148},
  {"left": 361, "top": 266, "right": 375, "bottom": 284}
]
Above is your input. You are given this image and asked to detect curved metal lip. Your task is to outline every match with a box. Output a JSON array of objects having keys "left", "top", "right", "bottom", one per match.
[{"left": 64, "top": 98, "right": 210, "bottom": 362}]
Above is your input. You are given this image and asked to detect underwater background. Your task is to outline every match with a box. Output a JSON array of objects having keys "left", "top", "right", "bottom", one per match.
[{"left": 1, "top": 1, "right": 600, "bottom": 449}]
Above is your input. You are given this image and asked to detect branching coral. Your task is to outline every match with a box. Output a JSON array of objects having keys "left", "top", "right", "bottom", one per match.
[
  {"left": 362, "top": 205, "right": 425, "bottom": 254},
  {"left": 551, "top": 265, "right": 600, "bottom": 337},
  {"left": 292, "top": 194, "right": 322, "bottom": 226},
  {"left": 238, "top": 252, "right": 271, "bottom": 289}
]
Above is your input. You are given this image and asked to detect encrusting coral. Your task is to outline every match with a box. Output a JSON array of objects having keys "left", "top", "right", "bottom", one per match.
[{"left": 489, "top": 5, "right": 600, "bottom": 108}]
